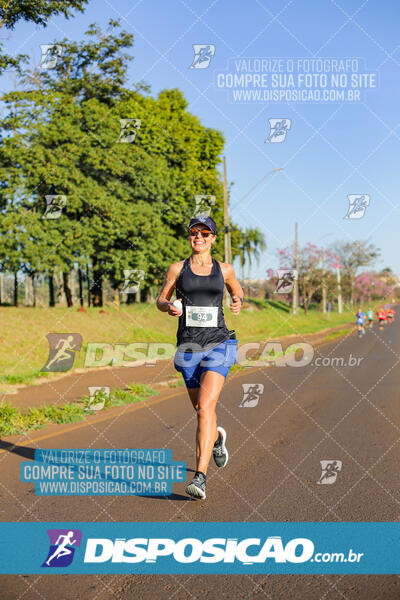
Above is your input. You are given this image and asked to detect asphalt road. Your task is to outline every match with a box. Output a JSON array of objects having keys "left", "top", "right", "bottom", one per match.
[{"left": 1, "top": 317, "right": 400, "bottom": 599}]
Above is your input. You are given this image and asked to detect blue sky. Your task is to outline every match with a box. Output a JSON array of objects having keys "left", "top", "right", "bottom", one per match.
[{"left": 2, "top": 0, "right": 399, "bottom": 278}]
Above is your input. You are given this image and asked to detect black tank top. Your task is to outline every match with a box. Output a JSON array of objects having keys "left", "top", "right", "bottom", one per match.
[{"left": 175, "top": 256, "right": 230, "bottom": 352}]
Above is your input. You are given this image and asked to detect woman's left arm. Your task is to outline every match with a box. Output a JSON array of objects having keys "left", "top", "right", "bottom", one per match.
[{"left": 223, "top": 264, "right": 244, "bottom": 315}]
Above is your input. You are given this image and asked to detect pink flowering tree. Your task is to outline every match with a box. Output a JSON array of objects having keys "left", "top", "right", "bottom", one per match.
[
  {"left": 272, "top": 244, "right": 342, "bottom": 314},
  {"left": 334, "top": 240, "right": 380, "bottom": 306},
  {"left": 355, "top": 272, "right": 394, "bottom": 304},
  {"left": 265, "top": 268, "right": 291, "bottom": 304}
]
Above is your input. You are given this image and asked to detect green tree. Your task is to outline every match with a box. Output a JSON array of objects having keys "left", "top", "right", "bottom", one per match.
[
  {"left": 237, "top": 227, "right": 266, "bottom": 295},
  {"left": 0, "top": 21, "right": 237, "bottom": 306},
  {"left": 0, "top": 0, "right": 88, "bottom": 28},
  {"left": 0, "top": 0, "right": 88, "bottom": 74},
  {"left": 334, "top": 240, "right": 380, "bottom": 306}
]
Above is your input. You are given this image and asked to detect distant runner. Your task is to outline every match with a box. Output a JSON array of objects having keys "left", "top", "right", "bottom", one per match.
[
  {"left": 387, "top": 307, "right": 396, "bottom": 323},
  {"left": 157, "top": 216, "right": 243, "bottom": 500},
  {"left": 366, "top": 308, "right": 374, "bottom": 329},
  {"left": 356, "top": 308, "right": 366, "bottom": 337},
  {"left": 377, "top": 307, "right": 386, "bottom": 330}
]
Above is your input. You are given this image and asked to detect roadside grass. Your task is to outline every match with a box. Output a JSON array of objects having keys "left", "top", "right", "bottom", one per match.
[
  {"left": 230, "top": 322, "right": 353, "bottom": 374},
  {"left": 0, "top": 383, "right": 158, "bottom": 437},
  {"left": 167, "top": 379, "right": 185, "bottom": 388},
  {"left": 2, "top": 370, "right": 50, "bottom": 385},
  {"left": 0, "top": 303, "right": 354, "bottom": 387},
  {"left": 324, "top": 328, "right": 352, "bottom": 341}
]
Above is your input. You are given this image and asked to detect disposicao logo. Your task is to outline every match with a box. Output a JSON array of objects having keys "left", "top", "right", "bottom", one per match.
[
  {"left": 83, "top": 536, "right": 314, "bottom": 564},
  {"left": 42, "top": 529, "right": 82, "bottom": 567}
]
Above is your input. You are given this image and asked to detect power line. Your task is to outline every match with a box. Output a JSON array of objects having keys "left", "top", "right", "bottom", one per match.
[{"left": 230, "top": 168, "right": 283, "bottom": 212}]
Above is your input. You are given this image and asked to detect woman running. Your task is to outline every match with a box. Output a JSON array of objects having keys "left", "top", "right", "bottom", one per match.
[
  {"left": 156, "top": 216, "right": 243, "bottom": 500},
  {"left": 377, "top": 307, "right": 386, "bottom": 330},
  {"left": 356, "top": 308, "right": 366, "bottom": 337},
  {"left": 366, "top": 308, "right": 374, "bottom": 329}
]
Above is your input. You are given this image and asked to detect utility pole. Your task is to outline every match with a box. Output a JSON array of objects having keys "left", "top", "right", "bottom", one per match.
[
  {"left": 292, "top": 222, "right": 299, "bottom": 314},
  {"left": 228, "top": 166, "right": 282, "bottom": 305},
  {"left": 223, "top": 156, "right": 232, "bottom": 305},
  {"left": 322, "top": 250, "right": 327, "bottom": 314},
  {"left": 337, "top": 266, "right": 343, "bottom": 314},
  {"left": 223, "top": 156, "right": 231, "bottom": 264}
]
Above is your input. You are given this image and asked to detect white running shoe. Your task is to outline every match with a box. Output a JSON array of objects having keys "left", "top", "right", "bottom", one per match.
[{"left": 212, "top": 426, "right": 229, "bottom": 468}]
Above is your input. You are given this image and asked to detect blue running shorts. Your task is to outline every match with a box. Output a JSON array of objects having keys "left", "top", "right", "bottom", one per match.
[{"left": 174, "top": 339, "right": 238, "bottom": 389}]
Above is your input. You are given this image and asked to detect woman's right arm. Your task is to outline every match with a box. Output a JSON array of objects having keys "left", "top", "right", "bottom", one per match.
[{"left": 156, "top": 262, "right": 183, "bottom": 316}]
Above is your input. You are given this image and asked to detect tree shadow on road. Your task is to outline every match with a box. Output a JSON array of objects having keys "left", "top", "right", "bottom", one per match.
[
  {"left": 135, "top": 492, "right": 190, "bottom": 501},
  {"left": 0, "top": 443, "right": 196, "bottom": 501},
  {"left": 0, "top": 440, "right": 35, "bottom": 459}
]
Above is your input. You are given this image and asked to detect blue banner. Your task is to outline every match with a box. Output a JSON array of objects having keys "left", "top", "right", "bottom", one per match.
[
  {"left": 20, "top": 449, "right": 186, "bottom": 496},
  {"left": 0, "top": 522, "right": 399, "bottom": 574}
]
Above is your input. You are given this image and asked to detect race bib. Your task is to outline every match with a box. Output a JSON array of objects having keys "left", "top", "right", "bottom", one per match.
[{"left": 186, "top": 306, "right": 218, "bottom": 327}]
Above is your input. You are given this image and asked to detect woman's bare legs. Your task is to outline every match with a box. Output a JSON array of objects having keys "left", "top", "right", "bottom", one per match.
[
  {"left": 187, "top": 371, "right": 225, "bottom": 475},
  {"left": 187, "top": 387, "right": 200, "bottom": 411}
]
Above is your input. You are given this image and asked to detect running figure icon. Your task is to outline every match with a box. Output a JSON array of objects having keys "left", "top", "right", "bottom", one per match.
[
  {"left": 41, "top": 333, "right": 82, "bottom": 372},
  {"left": 317, "top": 460, "right": 342, "bottom": 485},
  {"left": 46, "top": 336, "right": 76, "bottom": 370},
  {"left": 45, "top": 531, "right": 77, "bottom": 566}
]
